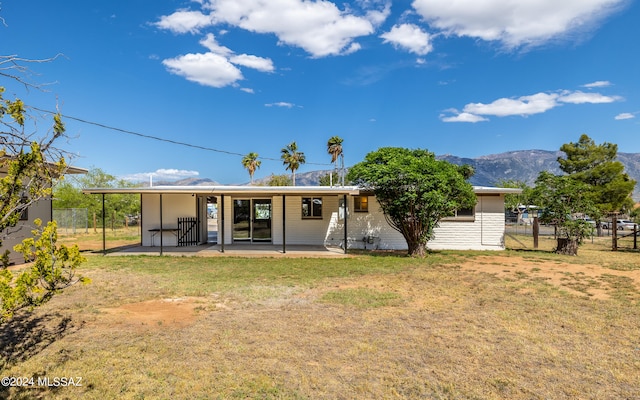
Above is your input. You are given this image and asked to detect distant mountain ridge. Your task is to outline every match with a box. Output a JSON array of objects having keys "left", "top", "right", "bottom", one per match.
[
  {"left": 439, "top": 150, "right": 640, "bottom": 200},
  {"left": 293, "top": 150, "right": 640, "bottom": 200},
  {"left": 152, "top": 150, "right": 640, "bottom": 200}
]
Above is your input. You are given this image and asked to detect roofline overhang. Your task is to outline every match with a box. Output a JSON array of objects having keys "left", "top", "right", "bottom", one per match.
[
  {"left": 473, "top": 186, "right": 523, "bottom": 195},
  {"left": 82, "top": 185, "right": 521, "bottom": 196},
  {"left": 82, "top": 185, "right": 361, "bottom": 196}
]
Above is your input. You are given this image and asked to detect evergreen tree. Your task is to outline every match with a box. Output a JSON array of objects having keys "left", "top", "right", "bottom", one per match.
[{"left": 558, "top": 134, "right": 636, "bottom": 229}]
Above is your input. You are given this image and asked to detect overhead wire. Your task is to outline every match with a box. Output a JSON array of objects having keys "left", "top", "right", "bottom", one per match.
[{"left": 30, "top": 106, "right": 333, "bottom": 166}]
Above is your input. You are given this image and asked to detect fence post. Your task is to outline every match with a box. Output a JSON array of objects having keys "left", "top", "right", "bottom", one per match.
[{"left": 612, "top": 214, "right": 618, "bottom": 251}]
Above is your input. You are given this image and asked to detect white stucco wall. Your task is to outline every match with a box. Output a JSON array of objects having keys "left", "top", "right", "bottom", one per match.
[{"left": 141, "top": 193, "right": 197, "bottom": 246}]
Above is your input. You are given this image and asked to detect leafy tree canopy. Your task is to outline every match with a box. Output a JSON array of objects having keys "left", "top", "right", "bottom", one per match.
[
  {"left": 265, "top": 174, "right": 292, "bottom": 186},
  {"left": 532, "top": 171, "right": 596, "bottom": 255},
  {"left": 1, "top": 54, "right": 87, "bottom": 323},
  {"left": 558, "top": 134, "right": 636, "bottom": 216},
  {"left": 53, "top": 167, "right": 140, "bottom": 226},
  {"left": 347, "top": 147, "right": 476, "bottom": 257}
]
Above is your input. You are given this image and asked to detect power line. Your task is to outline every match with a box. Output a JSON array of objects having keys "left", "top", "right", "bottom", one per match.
[{"left": 31, "top": 106, "right": 333, "bottom": 166}]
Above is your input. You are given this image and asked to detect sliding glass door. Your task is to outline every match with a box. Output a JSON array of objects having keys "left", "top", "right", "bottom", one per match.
[{"left": 233, "top": 199, "right": 271, "bottom": 242}]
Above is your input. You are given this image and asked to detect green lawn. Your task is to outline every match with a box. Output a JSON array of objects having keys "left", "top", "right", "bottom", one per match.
[{"left": 1, "top": 245, "right": 639, "bottom": 399}]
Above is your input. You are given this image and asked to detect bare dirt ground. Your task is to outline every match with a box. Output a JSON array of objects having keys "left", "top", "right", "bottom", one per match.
[
  {"left": 456, "top": 255, "right": 640, "bottom": 300},
  {"left": 98, "top": 255, "right": 640, "bottom": 329}
]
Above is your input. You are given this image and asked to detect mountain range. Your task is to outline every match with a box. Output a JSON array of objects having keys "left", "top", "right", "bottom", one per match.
[{"left": 162, "top": 150, "right": 640, "bottom": 201}]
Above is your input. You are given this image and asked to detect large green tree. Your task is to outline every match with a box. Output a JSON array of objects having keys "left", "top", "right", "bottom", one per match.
[
  {"left": 348, "top": 147, "right": 476, "bottom": 257},
  {"left": 558, "top": 134, "right": 636, "bottom": 229},
  {"left": 280, "top": 141, "right": 305, "bottom": 186},
  {"left": 532, "top": 172, "right": 596, "bottom": 255},
  {"left": 53, "top": 167, "right": 140, "bottom": 228}
]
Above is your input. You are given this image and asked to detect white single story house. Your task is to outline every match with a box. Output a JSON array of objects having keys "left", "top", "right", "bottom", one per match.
[
  {"left": 82, "top": 185, "right": 521, "bottom": 253},
  {"left": 0, "top": 164, "right": 87, "bottom": 265}
]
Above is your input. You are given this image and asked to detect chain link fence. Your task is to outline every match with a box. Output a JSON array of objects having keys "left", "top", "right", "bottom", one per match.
[{"left": 53, "top": 208, "right": 89, "bottom": 234}]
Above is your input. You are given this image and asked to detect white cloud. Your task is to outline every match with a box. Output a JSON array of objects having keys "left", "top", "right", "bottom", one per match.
[
  {"left": 122, "top": 169, "right": 200, "bottom": 182},
  {"left": 557, "top": 90, "right": 620, "bottom": 104},
  {"left": 161, "top": 33, "right": 274, "bottom": 88},
  {"left": 230, "top": 54, "right": 275, "bottom": 72},
  {"left": 189, "top": 0, "right": 391, "bottom": 57},
  {"left": 615, "top": 113, "right": 635, "bottom": 120},
  {"left": 464, "top": 92, "right": 559, "bottom": 117},
  {"left": 162, "top": 52, "right": 243, "bottom": 88},
  {"left": 240, "top": 87, "right": 255, "bottom": 94},
  {"left": 442, "top": 88, "right": 622, "bottom": 122},
  {"left": 199, "top": 33, "right": 233, "bottom": 56},
  {"left": 380, "top": 24, "right": 433, "bottom": 55},
  {"left": 440, "top": 112, "right": 488, "bottom": 123},
  {"left": 411, "top": 0, "right": 625, "bottom": 48},
  {"left": 155, "top": 9, "right": 213, "bottom": 34},
  {"left": 265, "top": 102, "right": 296, "bottom": 108},
  {"left": 582, "top": 80, "right": 612, "bottom": 88}
]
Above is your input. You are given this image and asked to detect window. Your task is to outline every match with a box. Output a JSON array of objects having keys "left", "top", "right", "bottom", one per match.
[
  {"left": 353, "top": 195, "right": 368, "bottom": 212},
  {"left": 443, "top": 206, "right": 475, "bottom": 221},
  {"left": 302, "top": 197, "right": 322, "bottom": 218}
]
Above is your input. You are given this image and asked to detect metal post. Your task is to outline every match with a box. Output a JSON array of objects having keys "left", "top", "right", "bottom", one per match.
[
  {"left": 220, "top": 194, "right": 225, "bottom": 253},
  {"left": 343, "top": 194, "right": 348, "bottom": 254},
  {"left": 612, "top": 213, "right": 618, "bottom": 251},
  {"left": 159, "top": 194, "right": 164, "bottom": 256},
  {"left": 102, "top": 194, "right": 106, "bottom": 255},
  {"left": 282, "top": 195, "right": 286, "bottom": 253}
]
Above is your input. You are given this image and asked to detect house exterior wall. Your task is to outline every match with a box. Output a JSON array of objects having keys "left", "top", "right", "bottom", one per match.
[
  {"left": 140, "top": 193, "right": 197, "bottom": 246},
  {"left": 428, "top": 194, "right": 506, "bottom": 250},
  {"left": 342, "top": 196, "right": 406, "bottom": 250},
  {"left": 341, "top": 194, "right": 506, "bottom": 251},
  {"left": 218, "top": 195, "right": 344, "bottom": 246},
  {"left": 0, "top": 198, "right": 52, "bottom": 264},
  {"left": 139, "top": 190, "right": 508, "bottom": 251}
]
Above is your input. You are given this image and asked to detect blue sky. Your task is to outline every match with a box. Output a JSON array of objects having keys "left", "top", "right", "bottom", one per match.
[{"left": 2, "top": 0, "right": 639, "bottom": 184}]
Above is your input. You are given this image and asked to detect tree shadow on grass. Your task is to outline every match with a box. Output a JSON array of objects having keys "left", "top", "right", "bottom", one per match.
[
  {"left": 0, "top": 312, "right": 82, "bottom": 398},
  {"left": 0, "top": 312, "right": 80, "bottom": 370}
]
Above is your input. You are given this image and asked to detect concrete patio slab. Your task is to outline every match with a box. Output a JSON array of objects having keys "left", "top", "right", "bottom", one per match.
[{"left": 101, "top": 244, "right": 350, "bottom": 258}]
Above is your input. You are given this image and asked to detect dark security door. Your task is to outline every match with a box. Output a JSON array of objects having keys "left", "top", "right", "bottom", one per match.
[{"left": 252, "top": 199, "right": 272, "bottom": 242}]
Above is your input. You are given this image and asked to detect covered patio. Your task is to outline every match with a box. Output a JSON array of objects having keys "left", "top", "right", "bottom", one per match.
[
  {"left": 83, "top": 185, "right": 360, "bottom": 256},
  {"left": 100, "top": 243, "right": 350, "bottom": 258}
]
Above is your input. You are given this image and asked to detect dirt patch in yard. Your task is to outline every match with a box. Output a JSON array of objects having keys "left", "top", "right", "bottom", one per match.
[
  {"left": 100, "top": 297, "right": 204, "bottom": 329},
  {"left": 456, "top": 255, "right": 640, "bottom": 300}
]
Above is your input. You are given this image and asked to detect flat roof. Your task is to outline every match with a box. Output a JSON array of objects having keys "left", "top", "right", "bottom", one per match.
[
  {"left": 82, "top": 185, "right": 362, "bottom": 196},
  {"left": 82, "top": 185, "right": 522, "bottom": 196}
]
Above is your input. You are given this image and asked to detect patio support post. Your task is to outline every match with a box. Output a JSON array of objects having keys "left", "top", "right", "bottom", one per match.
[
  {"left": 220, "top": 194, "right": 225, "bottom": 253},
  {"left": 159, "top": 194, "right": 164, "bottom": 256},
  {"left": 282, "top": 195, "right": 286, "bottom": 253},
  {"left": 343, "top": 194, "right": 347, "bottom": 254},
  {"left": 102, "top": 194, "right": 106, "bottom": 255}
]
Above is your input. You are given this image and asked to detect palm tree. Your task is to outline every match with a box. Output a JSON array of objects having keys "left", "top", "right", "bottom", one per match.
[
  {"left": 327, "top": 136, "right": 344, "bottom": 185},
  {"left": 241, "top": 152, "right": 261, "bottom": 184},
  {"left": 280, "top": 141, "right": 306, "bottom": 186}
]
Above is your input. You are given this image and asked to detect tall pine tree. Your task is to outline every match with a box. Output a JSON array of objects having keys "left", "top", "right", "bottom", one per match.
[{"left": 558, "top": 134, "right": 636, "bottom": 223}]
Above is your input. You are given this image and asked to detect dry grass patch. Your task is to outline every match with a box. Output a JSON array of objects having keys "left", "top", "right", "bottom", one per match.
[{"left": 1, "top": 249, "right": 640, "bottom": 399}]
